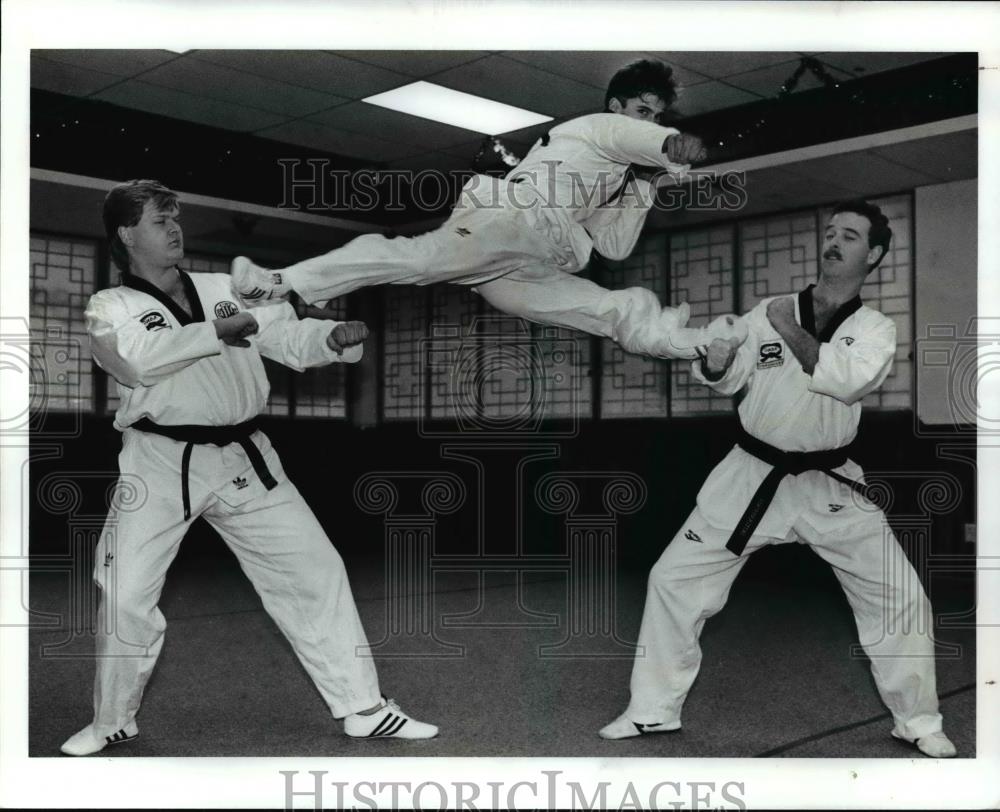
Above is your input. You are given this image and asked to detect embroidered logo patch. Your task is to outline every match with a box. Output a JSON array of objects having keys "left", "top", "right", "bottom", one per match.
[
  {"left": 840, "top": 336, "right": 855, "bottom": 346},
  {"left": 455, "top": 227, "right": 471, "bottom": 237},
  {"left": 215, "top": 300, "right": 240, "bottom": 318},
  {"left": 138, "top": 310, "right": 169, "bottom": 331},
  {"left": 756, "top": 341, "right": 784, "bottom": 369},
  {"left": 828, "top": 504, "right": 845, "bottom": 513},
  {"left": 233, "top": 475, "right": 249, "bottom": 490},
  {"left": 684, "top": 529, "right": 703, "bottom": 543}
]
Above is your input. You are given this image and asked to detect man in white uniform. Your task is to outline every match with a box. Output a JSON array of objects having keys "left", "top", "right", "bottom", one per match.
[
  {"left": 599, "top": 200, "right": 957, "bottom": 758},
  {"left": 232, "top": 60, "right": 747, "bottom": 360},
  {"left": 61, "top": 180, "right": 437, "bottom": 756}
]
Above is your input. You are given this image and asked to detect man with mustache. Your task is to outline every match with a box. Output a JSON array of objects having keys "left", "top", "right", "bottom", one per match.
[{"left": 599, "top": 200, "right": 956, "bottom": 758}]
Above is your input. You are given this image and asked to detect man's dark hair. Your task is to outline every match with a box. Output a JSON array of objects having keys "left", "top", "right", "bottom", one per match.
[
  {"left": 831, "top": 199, "right": 892, "bottom": 271},
  {"left": 605, "top": 59, "right": 678, "bottom": 114},
  {"left": 103, "top": 179, "right": 178, "bottom": 272}
]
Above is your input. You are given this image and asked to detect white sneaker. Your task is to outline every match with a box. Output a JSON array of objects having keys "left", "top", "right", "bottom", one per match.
[
  {"left": 344, "top": 698, "right": 438, "bottom": 740},
  {"left": 231, "top": 256, "right": 291, "bottom": 306},
  {"left": 660, "top": 312, "right": 749, "bottom": 360},
  {"left": 598, "top": 713, "right": 681, "bottom": 740},
  {"left": 892, "top": 729, "right": 957, "bottom": 758},
  {"left": 60, "top": 721, "right": 138, "bottom": 756}
]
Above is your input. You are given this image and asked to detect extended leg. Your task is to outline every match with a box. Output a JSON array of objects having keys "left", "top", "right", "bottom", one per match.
[
  {"left": 475, "top": 268, "right": 746, "bottom": 360},
  {"left": 233, "top": 204, "right": 558, "bottom": 306},
  {"left": 61, "top": 488, "right": 193, "bottom": 755},
  {"left": 601, "top": 508, "right": 762, "bottom": 738},
  {"left": 204, "top": 478, "right": 438, "bottom": 738},
  {"left": 204, "top": 479, "right": 382, "bottom": 718},
  {"left": 798, "top": 515, "right": 954, "bottom": 756}
]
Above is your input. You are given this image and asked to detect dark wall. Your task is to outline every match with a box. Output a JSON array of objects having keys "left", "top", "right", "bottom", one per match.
[{"left": 29, "top": 411, "right": 976, "bottom": 586}]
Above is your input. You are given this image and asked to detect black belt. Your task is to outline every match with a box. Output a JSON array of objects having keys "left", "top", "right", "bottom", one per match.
[
  {"left": 725, "top": 427, "right": 872, "bottom": 556},
  {"left": 131, "top": 418, "right": 278, "bottom": 520}
]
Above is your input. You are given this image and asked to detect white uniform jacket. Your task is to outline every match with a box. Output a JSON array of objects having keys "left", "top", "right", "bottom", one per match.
[
  {"left": 457, "top": 114, "right": 687, "bottom": 272},
  {"left": 689, "top": 285, "right": 897, "bottom": 537},
  {"left": 85, "top": 270, "right": 362, "bottom": 511}
]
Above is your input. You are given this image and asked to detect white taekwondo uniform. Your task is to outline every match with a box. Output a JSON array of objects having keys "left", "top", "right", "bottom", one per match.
[
  {"left": 82, "top": 269, "right": 381, "bottom": 742},
  {"left": 276, "top": 114, "right": 691, "bottom": 357},
  {"left": 626, "top": 285, "right": 944, "bottom": 742}
]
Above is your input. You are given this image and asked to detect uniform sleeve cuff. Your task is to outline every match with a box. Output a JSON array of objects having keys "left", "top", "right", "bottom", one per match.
[
  {"left": 324, "top": 339, "right": 364, "bottom": 365},
  {"left": 692, "top": 357, "right": 727, "bottom": 384}
]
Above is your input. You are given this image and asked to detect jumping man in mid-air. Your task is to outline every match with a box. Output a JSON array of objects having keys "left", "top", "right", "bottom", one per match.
[{"left": 233, "top": 59, "right": 747, "bottom": 360}]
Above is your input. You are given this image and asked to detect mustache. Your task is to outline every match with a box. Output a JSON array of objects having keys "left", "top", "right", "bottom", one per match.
[{"left": 823, "top": 249, "right": 842, "bottom": 260}]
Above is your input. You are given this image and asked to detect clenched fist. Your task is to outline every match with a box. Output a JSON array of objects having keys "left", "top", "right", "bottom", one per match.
[
  {"left": 766, "top": 297, "right": 796, "bottom": 329},
  {"left": 664, "top": 132, "right": 708, "bottom": 164},
  {"left": 704, "top": 337, "right": 742, "bottom": 377},
  {"left": 327, "top": 321, "right": 370, "bottom": 354},
  {"left": 214, "top": 311, "right": 259, "bottom": 348}
]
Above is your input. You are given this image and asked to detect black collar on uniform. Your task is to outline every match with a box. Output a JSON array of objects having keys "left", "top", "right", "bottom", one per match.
[
  {"left": 798, "top": 283, "right": 862, "bottom": 343},
  {"left": 121, "top": 268, "right": 205, "bottom": 325}
]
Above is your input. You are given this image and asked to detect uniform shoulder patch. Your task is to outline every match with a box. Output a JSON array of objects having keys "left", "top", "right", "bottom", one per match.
[
  {"left": 138, "top": 309, "right": 170, "bottom": 331},
  {"left": 756, "top": 341, "right": 784, "bottom": 369},
  {"left": 214, "top": 300, "right": 240, "bottom": 318}
]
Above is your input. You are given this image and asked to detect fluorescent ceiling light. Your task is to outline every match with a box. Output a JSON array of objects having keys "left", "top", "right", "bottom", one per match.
[{"left": 362, "top": 81, "right": 552, "bottom": 135}]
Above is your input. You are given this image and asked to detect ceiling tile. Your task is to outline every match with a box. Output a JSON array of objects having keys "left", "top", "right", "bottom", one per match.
[
  {"left": 502, "top": 51, "right": 711, "bottom": 92},
  {"left": 336, "top": 51, "right": 490, "bottom": 77},
  {"left": 191, "top": 50, "right": 407, "bottom": 98},
  {"left": 665, "top": 52, "right": 803, "bottom": 79},
  {"left": 385, "top": 151, "right": 475, "bottom": 173},
  {"left": 31, "top": 55, "right": 121, "bottom": 96},
  {"left": 93, "top": 81, "right": 288, "bottom": 132},
  {"left": 309, "top": 101, "right": 481, "bottom": 150},
  {"left": 432, "top": 55, "right": 599, "bottom": 120},
  {"left": 782, "top": 151, "right": 940, "bottom": 195},
  {"left": 815, "top": 52, "right": 952, "bottom": 78},
  {"left": 871, "top": 132, "right": 977, "bottom": 182},
  {"left": 439, "top": 139, "right": 491, "bottom": 159},
  {"left": 672, "top": 80, "right": 761, "bottom": 117},
  {"left": 740, "top": 166, "right": 854, "bottom": 203},
  {"left": 140, "top": 56, "right": 346, "bottom": 118},
  {"left": 32, "top": 49, "right": 179, "bottom": 78},
  {"left": 723, "top": 59, "right": 853, "bottom": 99},
  {"left": 640, "top": 53, "right": 722, "bottom": 87},
  {"left": 257, "top": 119, "right": 420, "bottom": 162}
]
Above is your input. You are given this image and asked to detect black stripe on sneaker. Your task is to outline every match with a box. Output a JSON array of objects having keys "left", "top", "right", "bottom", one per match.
[
  {"left": 370, "top": 713, "right": 397, "bottom": 737},
  {"left": 381, "top": 717, "right": 408, "bottom": 737}
]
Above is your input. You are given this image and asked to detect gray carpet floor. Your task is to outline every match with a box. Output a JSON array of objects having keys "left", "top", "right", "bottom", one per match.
[{"left": 28, "top": 550, "right": 975, "bottom": 759}]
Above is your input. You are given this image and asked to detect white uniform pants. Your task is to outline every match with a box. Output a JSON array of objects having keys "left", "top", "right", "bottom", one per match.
[
  {"left": 89, "top": 433, "right": 381, "bottom": 738},
  {"left": 627, "top": 507, "right": 944, "bottom": 741},
  {"left": 283, "top": 203, "right": 672, "bottom": 356}
]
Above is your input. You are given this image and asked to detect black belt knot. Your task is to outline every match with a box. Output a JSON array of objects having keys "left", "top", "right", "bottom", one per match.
[
  {"left": 725, "top": 427, "right": 871, "bottom": 557},
  {"left": 131, "top": 417, "right": 278, "bottom": 520}
]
